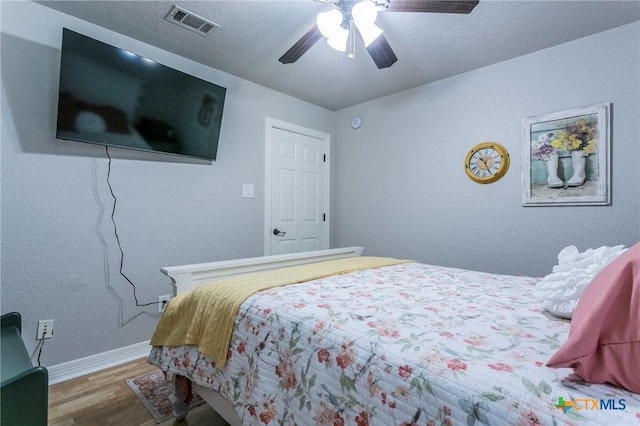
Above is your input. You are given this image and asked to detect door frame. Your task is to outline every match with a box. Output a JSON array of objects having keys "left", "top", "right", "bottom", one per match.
[{"left": 264, "top": 117, "right": 331, "bottom": 255}]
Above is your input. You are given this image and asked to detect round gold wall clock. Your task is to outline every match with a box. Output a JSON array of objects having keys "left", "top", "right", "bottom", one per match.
[{"left": 464, "top": 142, "right": 510, "bottom": 184}]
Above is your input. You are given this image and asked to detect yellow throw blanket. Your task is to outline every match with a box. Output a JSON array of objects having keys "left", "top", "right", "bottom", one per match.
[{"left": 150, "top": 256, "right": 410, "bottom": 369}]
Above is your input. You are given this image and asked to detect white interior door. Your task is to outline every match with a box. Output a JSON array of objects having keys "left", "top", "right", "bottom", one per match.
[{"left": 265, "top": 118, "right": 330, "bottom": 255}]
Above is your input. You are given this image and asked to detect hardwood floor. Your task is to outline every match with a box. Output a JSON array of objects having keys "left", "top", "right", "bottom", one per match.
[{"left": 48, "top": 357, "right": 224, "bottom": 426}]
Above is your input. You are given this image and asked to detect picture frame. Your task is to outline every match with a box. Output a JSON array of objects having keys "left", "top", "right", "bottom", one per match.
[{"left": 521, "top": 103, "right": 611, "bottom": 206}]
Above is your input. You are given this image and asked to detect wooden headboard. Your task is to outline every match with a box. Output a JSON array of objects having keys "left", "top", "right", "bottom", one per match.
[{"left": 161, "top": 247, "right": 364, "bottom": 296}]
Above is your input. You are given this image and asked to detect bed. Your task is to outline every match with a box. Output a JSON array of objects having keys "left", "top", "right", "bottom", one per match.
[{"left": 148, "top": 246, "right": 639, "bottom": 425}]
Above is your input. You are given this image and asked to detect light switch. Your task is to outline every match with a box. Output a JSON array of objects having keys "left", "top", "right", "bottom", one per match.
[{"left": 242, "top": 184, "right": 255, "bottom": 198}]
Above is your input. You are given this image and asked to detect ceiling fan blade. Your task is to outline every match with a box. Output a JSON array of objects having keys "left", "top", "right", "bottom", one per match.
[
  {"left": 366, "top": 34, "right": 398, "bottom": 69},
  {"left": 387, "top": 0, "right": 479, "bottom": 14},
  {"left": 279, "top": 24, "right": 323, "bottom": 64}
]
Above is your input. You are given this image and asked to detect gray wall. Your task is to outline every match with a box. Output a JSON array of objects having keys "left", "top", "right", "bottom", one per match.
[
  {"left": 332, "top": 22, "right": 640, "bottom": 277},
  {"left": 1, "top": 1, "right": 332, "bottom": 366}
]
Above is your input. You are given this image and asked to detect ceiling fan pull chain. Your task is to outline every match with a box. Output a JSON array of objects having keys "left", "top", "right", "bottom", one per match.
[{"left": 347, "top": 20, "right": 356, "bottom": 59}]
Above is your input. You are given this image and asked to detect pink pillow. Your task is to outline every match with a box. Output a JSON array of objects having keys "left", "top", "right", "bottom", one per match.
[{"left": 546, "top": 242, "right": 640, "bottom": 393}]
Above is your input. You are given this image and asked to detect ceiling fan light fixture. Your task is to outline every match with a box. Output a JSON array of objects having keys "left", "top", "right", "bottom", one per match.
[
  {"left": 327, "top": 28, "right": 349, "bottom": 52},
  {"left": 352, "top": 1, "right": 383, "bottom": 46},
  {"left": 317, "top": 9, "right": 349, "bottom": 52},
  {"left": 317, "top": 9, "right": 343, "bottom": 38},
  {"left": 352, "top": 1, "right": 378, "bottom": 23},
  {"left": 282, "top": 0, "right": 478, "bottom": 68},
  {"left": 356, "top": 22, "right": 383, "bottom": 46}
]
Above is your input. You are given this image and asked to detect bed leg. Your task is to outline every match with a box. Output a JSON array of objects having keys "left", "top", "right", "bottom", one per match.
[{"left": 170, "top": 375, "right": 189, "bottom": 421}]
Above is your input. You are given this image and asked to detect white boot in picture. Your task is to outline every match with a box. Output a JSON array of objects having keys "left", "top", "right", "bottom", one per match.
[
  {"left": 567, "top": 150, "right": 586, "bottom": 187},
  {"left": 545, "top": 152, "right": 563, "bottom": 188}
]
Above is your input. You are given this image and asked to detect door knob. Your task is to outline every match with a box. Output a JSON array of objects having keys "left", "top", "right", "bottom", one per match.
[{"left": 273, "top": 228, "right": 286, "bottom": 237}]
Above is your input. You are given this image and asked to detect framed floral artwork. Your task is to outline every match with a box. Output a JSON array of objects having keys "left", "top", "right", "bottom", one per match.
[{"left": 521, "top": 103, "right": 611, "bottom": 206}]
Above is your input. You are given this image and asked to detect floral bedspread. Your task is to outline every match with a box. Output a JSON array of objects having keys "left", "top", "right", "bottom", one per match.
[{"left": 148, "top": 262, "right": 640, "bottom": 425}]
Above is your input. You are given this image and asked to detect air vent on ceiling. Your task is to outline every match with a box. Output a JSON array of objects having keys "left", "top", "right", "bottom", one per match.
[{"left": 165, "top": 6, "right": 219, "bottom": 36}]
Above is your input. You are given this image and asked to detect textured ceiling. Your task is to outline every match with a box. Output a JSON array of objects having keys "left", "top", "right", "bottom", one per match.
[{"left": 36, "top": 0, "right": 640, "bottom": 111}]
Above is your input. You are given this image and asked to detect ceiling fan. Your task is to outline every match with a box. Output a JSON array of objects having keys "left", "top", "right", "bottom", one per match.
[{"left": 279, "top": 0, "right": 479, "bottom": 69}]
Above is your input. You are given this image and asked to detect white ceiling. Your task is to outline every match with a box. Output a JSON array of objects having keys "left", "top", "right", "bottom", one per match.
[{"left": 36, "top": 0, "right": 640, "bottom": 111}]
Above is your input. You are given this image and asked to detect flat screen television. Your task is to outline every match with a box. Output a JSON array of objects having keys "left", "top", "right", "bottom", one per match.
[{"left": 56, "top": 28, "right": 226, "bottom": 161}]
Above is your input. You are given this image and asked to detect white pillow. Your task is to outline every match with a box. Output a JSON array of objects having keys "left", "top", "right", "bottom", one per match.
[
  {"left": 534, "top": 245, "right": 627, "bottom": 319},
  {"left": 75, "top": 111, "right": 106, "bottom": 134}
]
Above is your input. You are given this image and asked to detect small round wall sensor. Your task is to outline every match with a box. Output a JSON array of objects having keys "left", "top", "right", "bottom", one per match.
[{"left": 351, "top": 116, "right": 362, "bottom": 129}]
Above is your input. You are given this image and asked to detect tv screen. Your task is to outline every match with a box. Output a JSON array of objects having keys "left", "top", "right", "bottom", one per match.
[{"left": 56, "top": 28, "right": 226, "bottom": 161}]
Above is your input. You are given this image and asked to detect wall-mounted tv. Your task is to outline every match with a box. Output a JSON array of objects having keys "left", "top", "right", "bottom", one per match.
[{"left": 56, "top": 28, "right": 226, "bottom": 161}]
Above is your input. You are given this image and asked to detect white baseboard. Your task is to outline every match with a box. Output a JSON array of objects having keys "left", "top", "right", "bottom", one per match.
[{"left": 48, "top": 340, "right": 151, "bottom": 385}]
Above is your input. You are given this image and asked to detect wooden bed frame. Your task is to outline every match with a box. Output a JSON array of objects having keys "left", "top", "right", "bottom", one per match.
[{"left": 160, "top": 247, "right": 364, "bottom": 425}]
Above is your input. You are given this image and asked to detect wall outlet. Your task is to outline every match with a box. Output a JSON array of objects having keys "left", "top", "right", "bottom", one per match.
[
  {"left": 36, "top": 319, "right": 54, "bottom": 340},
  {"left": 158, "top": 295, "right": 171, "bottom": 314}
]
